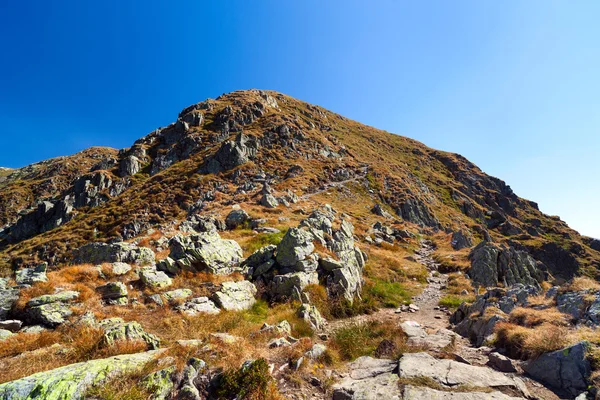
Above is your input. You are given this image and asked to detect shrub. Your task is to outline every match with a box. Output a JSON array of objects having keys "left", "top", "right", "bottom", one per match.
[
  {"left": 438, "top": 295, "right": 473, "bottom": 309},
  {"left": 216, "top": 358, "right": 274, "bottom": 400},
  {"left": 368, "top": 280, "right": 411, "bottom": 308}
]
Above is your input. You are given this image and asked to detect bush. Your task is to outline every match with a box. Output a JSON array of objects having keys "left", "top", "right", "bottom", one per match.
[
  {"left": 368, "top": 280, "right": 411, "bottom": 308},
  {"left": 438, "top": 295, "right": 473, "bottom": 310},
  {"left": 246, "top": 231, "right": 286, "bottom": 254},
  {"left": 216, "top": 358, "right": 273, "bottom": 400}
]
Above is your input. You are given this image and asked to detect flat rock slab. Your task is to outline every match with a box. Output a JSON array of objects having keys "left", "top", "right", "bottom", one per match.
[
  {"left": 333, "top": 372, "right": 402, "bottom": 400},
  {"left": 402, "top": 386, "right": 526, "bottom": 400},
  {"left": 0, "top": 350, "right": 162, "bottom": 400},
  {"left": 398, "top": 353, "right": 529, "bottom": 397},
  {"left": 347, "top": 356, "right": 397, "bottom": 380}
]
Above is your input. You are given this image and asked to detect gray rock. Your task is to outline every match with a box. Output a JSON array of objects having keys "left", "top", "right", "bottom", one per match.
[
  {"left": 243, "top": 245, "right": 276, "bottom": 277},
  {"left": 5, "top": 198, "right": 74, "bottom": 243},
  {"left": 141, "top": 366, "right": 175, "bottom": 400},
  {"left": 268, "top": 337, "right": 291, "bottom": 348},
  {"left": 488, "top": 352, "right": 517, "bottom": 373},
  {"left": 0, "top": 350, "right": 162, "bottom": 399},
  {"left": 270, "top": 272, "right": 319, "bottom": 298},
  {"left": 139, "top": 268, "right": 172, "bottom": 289},
  {"left": 109, "top": 262, "right": 132, "bottom": 276},
  {"left": 468, "top": 242, "right": 543, "bottom": 288},
  {"left": 225, "top": 209, "right": 250, "bottom": 229},
  {"left": 260, "top": 194, "right": 279, "bottom": 208},
  {"left": 99, "top": 317, "right": 160, "bottom": 350},
  {"left": 276, "top": 228, "right": 315, "bottom": 267},
  {"left": 0, "top": 329, "right": 13, "bottom": 340},
  {"left": 305, "top": 343, "right": 327, "bottom": 359},
  {"left": 0, "top": 280, "right": 19, "bottom": 321},
  {"left": 176, "top": 297, "right": 220, "bottom": 315},
  {"left": 399, "top": 353, "right": 529, "bottom": 396},
  {"left": 371, "top": 204, "right": 393, "bottom": 219},
  {"left": 396, "top": 197, "right": 439, "bottom": 228},
  {"left": 96, "top": 282, "right": 128, "bottom": 304},
  {"left": 523, "top": 341, "right": 591, "bottom": 396},
  {"left": 27, "top": 302, "right": 74, "bottom": 327},
  {"left": 165, "top": 232, "right": 243, "bottom": 275},
  {"left": 557, "top": 290, "right": 600, "bottom": 325},
  {"left": 204, "top": 133, "right": 259, "bottom": 172},
  {"left": 347, "top": 356, "right": 396, "bottom": 380},
  {"left": 162, "top": 288, "right": 193, "bottom": 304},
  {"left": 27, "top": 291, "right": 80, "bottom": 307},
  {"left": 73, "top": 242, "right": 155, "bottom": 265},
  {"left": 298, "top": 303, "right": 326, "bottom": 331},
  {"left": 402, "top": 386, "right": 525, "bottom": 399},
  {"left": 451, "top": 230, "right": 473, "bottom": 250},
  {"left": 15, "top": 263, "right": 48, "bottom": 285},
  {"left": 119, "top": 155, "right": 141, "bottom": 177},
  {"left": 212, "top": 281, "right": 257, "bottom": 311}
]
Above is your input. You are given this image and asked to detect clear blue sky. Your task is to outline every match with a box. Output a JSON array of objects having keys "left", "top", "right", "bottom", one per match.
[{"left": 1, "top": 1, "right": 598, "bottom": 238}]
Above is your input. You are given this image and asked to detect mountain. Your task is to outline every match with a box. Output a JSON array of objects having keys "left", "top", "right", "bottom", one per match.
[{"left": 0, "top": 90, "right": 598, "bottom": 399}]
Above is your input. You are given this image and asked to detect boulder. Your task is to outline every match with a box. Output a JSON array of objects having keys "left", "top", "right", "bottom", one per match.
[
  {"left": 468, "top": 242, "right": 544, "bottom": 289},
  {"left": 557, "top": 290, "right": 600, "bottom": 325},
  {"left": 260, "top": 194, "right": 279, "bottom": 208},
  {"left": 243, "top": 245, "right": 276, "bottom": 277},
  {"left": 162, "top": 288, "right": 192, "bottom": 305},
  {"left": 109, "top": 262, "right": 132, "bottom": 276},
  {"left": 73, "top": 242, "right": 155, "bottom": 265},
  {"left": 488, "top": 352, "right": 517, "bottom": 373},
  {"left": 0, "top": 350, "right": 162, "bottom": 399},
  {"left": 298, "top": 303, "right": 326, "bottom": 331},
  {"left": 15, "top": 263, "right": 48, "bottom": 285},
  {"left": 451, "top": 230, "right": 473, "bottom": 250},
  {"left": 96, "top": 282, "right": 128, "bottom": 305},
  {"left": 270, "top": 272, "right": 319, "bottom": 298},
  {"left": 398, "top": 353, "right": 529, "bottom": 396},
  {"left": 176, "top": 297, "right": 220, "bottom": 315},
  {"left": 0, "top": 279, "right": 19, "bottom": 320},
  {"left": 165, "top": 232, "right": 243, "bottom": 275},
  {"left": 346, "top": 356, "right": 396, "bottom": 380},
  {"left": 276, "top": 228, "right": 315, "bottom": 267},
  {"left": 141, "top": 366, "right": 176, "bottom": 400},
  {"left": 139, "top": 268, "right": 172, "bottom": 289},
  {"left": 212, "top": 281, "right": 257, "bottom": 311},
  {"left": 99, "top": 318, "right": 160, "bottom": 350},
  {"left": 523, "top": 341, "right": 591, "bottom": 396},
  {"left": 371, "top": 204, "right": 393, "bottom": 219},
  {"left": 26, "top": 291, "right": 80, "bottom": 327},
  {"left": 204, "top": 133, "right": 259, "bottom": 172},
  {"left": 118, "top": 155, "right": 141, "bottom": 177},
  {"left": 225, "top": 209, "right": 250, "bottom": 229},
  {"left": 396, "top": 197, "right": 439, "bottom": 228}
]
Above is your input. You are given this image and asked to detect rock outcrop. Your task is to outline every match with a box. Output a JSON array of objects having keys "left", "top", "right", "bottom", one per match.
[
  {"left": 468, "top": 242, "right": 544, "bottom": 289},
  {"left": 73, "top": 242, "right": 155, "bottom": 265},
  {"left": 212, "top": 281, "right": 257, "bottom": 311},
  {"left": 524, "top": 341, "right": 591, "bottom": 397},
  {"left": 0, "top": 350, "right": 162, "bottom": 399},
  {"left": 158, "top": 232, "right": 243, "bottom": 275}
]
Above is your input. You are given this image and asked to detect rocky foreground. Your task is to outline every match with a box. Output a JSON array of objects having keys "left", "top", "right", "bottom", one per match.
[{"left": 0, "top": 90, "right": 599, "bottom": 399}]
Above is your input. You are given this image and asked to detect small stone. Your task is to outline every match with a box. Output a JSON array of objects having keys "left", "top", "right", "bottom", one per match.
[{"left": 0, "top": 320, "right": 22, "bottom": 332}]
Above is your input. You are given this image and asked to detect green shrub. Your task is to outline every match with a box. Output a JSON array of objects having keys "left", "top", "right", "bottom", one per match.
[
  {"left": 246, "top": 231, "right": 286, "bottom": 254},
  {"left": 439, "top": 295, "right": 472, "bottom": 309},
  {"left": 368, "top": 280, "right": 411, "bottom": 308},
  {"left": 216, "top": 358, "right": 272, "bottom": 400}
]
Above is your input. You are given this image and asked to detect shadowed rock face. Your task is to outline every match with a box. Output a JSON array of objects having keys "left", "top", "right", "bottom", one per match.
[{"left": 468, "top": 242, "right": 545, "bottom": 289}]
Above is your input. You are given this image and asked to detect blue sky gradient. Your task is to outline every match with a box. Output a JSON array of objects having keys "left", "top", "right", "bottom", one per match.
[{"left": 1, "top": 1, "right": 598, "bottom": 237}]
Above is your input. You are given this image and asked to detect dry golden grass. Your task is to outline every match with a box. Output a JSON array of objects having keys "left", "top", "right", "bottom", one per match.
[
  {"left": 564, "top": 276, "right": 600, "bottom": 292},
  {"left": 0, "top": 325, "right": 148, "bottom": 383},
  {"left": 508, "top": 307, "right": 570, "bottom": 327},
  {"left": 495, "top": 322, "right": 571, "bottom": 359}
]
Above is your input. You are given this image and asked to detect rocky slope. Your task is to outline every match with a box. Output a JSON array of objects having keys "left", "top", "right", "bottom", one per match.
[{"left": 0, "top": 89, "right": 599, "bottom": 399}]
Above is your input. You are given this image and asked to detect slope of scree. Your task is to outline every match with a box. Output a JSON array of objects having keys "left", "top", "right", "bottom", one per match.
[{"left": 0, "top": 89, "right": 598, "bottom": 279}]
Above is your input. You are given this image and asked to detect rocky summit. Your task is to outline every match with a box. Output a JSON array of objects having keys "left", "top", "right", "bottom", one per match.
[{"left": 0, "top": 89, "right": 599, "bottom": 399}]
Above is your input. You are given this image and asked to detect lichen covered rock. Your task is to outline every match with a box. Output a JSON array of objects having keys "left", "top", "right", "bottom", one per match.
[
  {"left": 73, "top": 242, "right": 155, "bottom": 265},
  {"left": 212, "top": 281, "right": 257, "bottom": 311},
  {"left": 99, "top": 317, "right": 160, "bottom": 350}
]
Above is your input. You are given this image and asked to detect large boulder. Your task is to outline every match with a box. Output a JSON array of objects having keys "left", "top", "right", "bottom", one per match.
[
  {"left": 398, "top": 352, "right": 529, "bottom": 396},
  {"left": 0, "top": 350, "right": 162, "bottom": 399},
  {"left": 212, "top": 281, "right": 257, "bottom": 311},
  {"left": 276, "top": 228, "right": 315, "bottom": 268},
  {"left": 204, "top": 133, "right": 259, "bottom": 173},
  {"left": 242, "top": 245, "right": 277, "bottom": 278},
  {"left": 26, "top": 291, "right": 80, "bottom": 327},
  {"left": 298, "top": 303, "right": 326, "bottom": 331},
  {"left": 523, "top": 341, "right": 591, "bottom": 396},
  {"left": 451, "top": 230, "right": 473, "bottom": 250},
  {"left": 468, "top": 242, "right": 544, "bottom": 289},
  {"left": 225, "top": 209, "right": 250, "bottom": 229},
  {"left": 73, "top": 242, "right": 155, "bottom": 265},
  {"left": 162, "top": 232, "right": 243, "bottom": 275},
  {"left": 99, "top": 318, "right": 160, "bottom": 350},
  {"left": 402, "top": 386, "right": 525, "bottom": 399}
]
